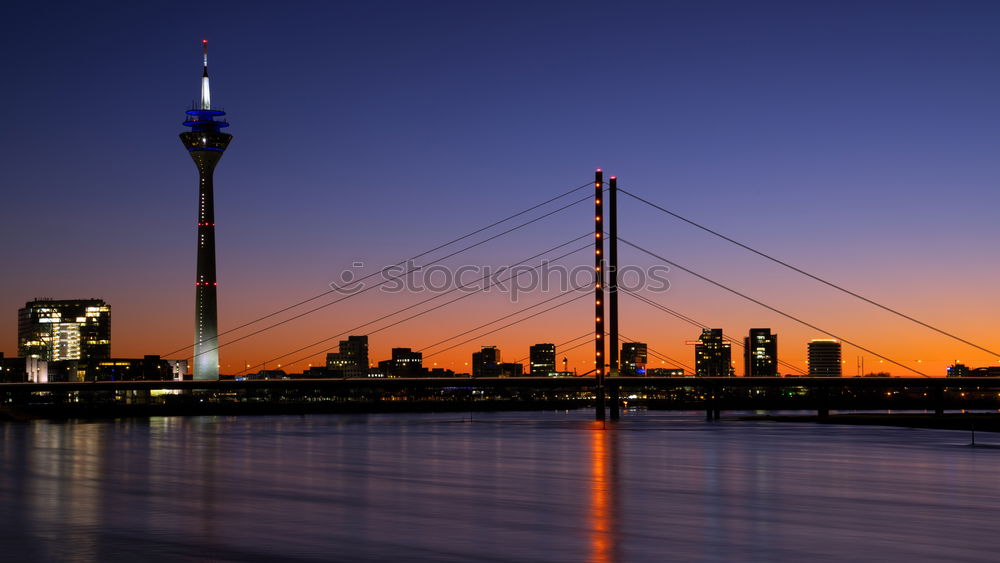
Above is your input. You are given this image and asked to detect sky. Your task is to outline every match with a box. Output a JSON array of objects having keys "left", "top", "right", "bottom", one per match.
[{"left": 1, "top": 0, "right": 999, "bottom": 376}]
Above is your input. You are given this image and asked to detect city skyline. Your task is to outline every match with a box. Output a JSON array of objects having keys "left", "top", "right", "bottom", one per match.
[{"left": 2, "top": 2, "right": 999, "bottom": 376}]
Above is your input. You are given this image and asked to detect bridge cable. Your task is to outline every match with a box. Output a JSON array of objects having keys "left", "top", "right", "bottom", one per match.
[
  {"left": 620, "top": 288, "right": 807, "bottom": 375},
  {"left": 419, "top": 283, "right": 592, "bottom": 355},
  {"left": 511, "top": 332, "right": 592, "bottom": 366},
  {"left": 619, "top": 236, "right": 929, "bottom": 377},
  {"left": 180, "top": 191, "right": 594, "bottom": 363},
  {"left": 160, "top": 179, "right": 593, "bottom": 358},
  {"left": 242, "top": 240, "right": 593, "bottom": 373},
  {"left": 421, "top": 291, "right": 592, "bottom": 361},
  {"left": 617, "top": 331, "right": 694, "bottom": 372},
  {"left": 619, "top": 187, "right": 999, "bottom": 359}
]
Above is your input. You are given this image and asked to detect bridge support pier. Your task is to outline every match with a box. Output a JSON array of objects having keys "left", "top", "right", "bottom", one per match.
[
  {"left": 609, "top": 383, "right": 619, "bottom": 420},
  {"left": 816, "top": 387, "right": 830, "bottom": 418}
]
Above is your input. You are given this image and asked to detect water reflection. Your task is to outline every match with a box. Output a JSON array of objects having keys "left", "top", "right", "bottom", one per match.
[
  {"left": 588, "top": 422, "right": 620, "bottom": 563},
  {"left": 3, "top": 413, "right": 1000, "bottom": 562}
]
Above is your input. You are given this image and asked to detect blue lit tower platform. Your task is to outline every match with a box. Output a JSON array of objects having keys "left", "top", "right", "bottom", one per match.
[{"left": 180, "top": 40, "right": 231, "bottom": 380}]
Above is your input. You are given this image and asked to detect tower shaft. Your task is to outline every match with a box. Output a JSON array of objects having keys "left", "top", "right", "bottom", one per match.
[{"left": 190, "top": 148, "right": 223, "bottom": 379}]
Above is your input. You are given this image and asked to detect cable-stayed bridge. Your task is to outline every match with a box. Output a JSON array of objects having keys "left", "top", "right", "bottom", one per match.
[{"left": 6, "top": 171, "right": 998, "bottom": 420}]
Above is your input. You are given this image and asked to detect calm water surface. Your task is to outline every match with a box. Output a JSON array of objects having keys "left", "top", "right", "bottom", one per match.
[{"left": 2, "top": 411, "right": 999, "bottom": 562}]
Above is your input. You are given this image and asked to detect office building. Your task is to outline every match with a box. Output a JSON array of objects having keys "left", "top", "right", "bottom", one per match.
[
  {"left": 529, "top": 343, "right": 556, "bottom": 376},
  {"left": 620, "top": 342, "right": 648, "bottom": 376},
  {"left": 695, "top": 328, "right": 733, "bottom": 377},
  {"left": 326, "top": 335, "right": 369, "bottom": 378},
  {"left": 18, "top": 298, "right": 110, "bottom": 362},
  {"left": 181, "top": 40, "right": 232, "bottom": 380},
  {"left": 808, "top": 339, "right": 842, "bottom": 377},
  {"left": 744, "top": 328, "right": 778, "bottom": 377},
  {"left": 472, "top": 346, "right": 500, "bottom": 377},
  {"left": 378, "top": 347, "right": 423, "bottom": 377}
]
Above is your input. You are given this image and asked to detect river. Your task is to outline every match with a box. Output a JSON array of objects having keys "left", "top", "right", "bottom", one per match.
[{"left": 1, "top": 410, "right": 998, "bottom": 562}]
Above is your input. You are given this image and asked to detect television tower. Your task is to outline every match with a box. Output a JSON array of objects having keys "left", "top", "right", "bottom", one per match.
[{"left": 180, "top": 40, "right": 231, "bottom": 380}]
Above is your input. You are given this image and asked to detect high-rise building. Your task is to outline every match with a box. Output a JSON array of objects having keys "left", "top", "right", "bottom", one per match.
[
  {"left": 744, "top": 328, "right": 778, "bottom": 377},
  {"left": 18, "top": 298, "right": 111, "bottom": 361},
  {"left": 620, "top": 342, "right": 648, "bottom": 376},
  {"left": 695, "top": 328, "right": 733, "bottom": 377},
  {"left": 181, "top": 40, "right": 232, "bottom": 380},
  {"left": 808, "top": 339, "right": 842, "bottom": 377},
  {"left": 472, "top": 346, "right": 500, "bottom": 377},
  {"left": 326, "top": 335, "right": 369, "bottom": 378},
  {"left": 529, "top": 343, "right": 556, "bottom": 376}
]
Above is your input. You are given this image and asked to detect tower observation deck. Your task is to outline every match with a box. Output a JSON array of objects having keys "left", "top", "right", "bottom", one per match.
[{"left": 180, "top": 40, "right": 232, "bottom": 380}]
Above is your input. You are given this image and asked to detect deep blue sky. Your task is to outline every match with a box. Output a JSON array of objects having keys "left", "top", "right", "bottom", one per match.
[{"left": 1, "top": 1, "right": 998, "bottom": 374}]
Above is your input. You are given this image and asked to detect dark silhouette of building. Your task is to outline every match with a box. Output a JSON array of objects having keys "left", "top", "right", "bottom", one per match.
[
  {"left": 808, "top": 339, "right": 842, "bottom": 377},
  {"left": 326, "top": 335, "right": 369, "bottom": 378},
  {"left": 247, "top": 369, "right": 288, "bottom": 380},
  {"left": 498, "top": 362, "right": 523, "bottom": 377},
  {"left": 529, "top": 343, "right": 556, "bottom": 375},
  {"left": 695, "top": 328, "right": 733, "bottom": 376},
  {"left": 472, "top": 346, "right": 500, "bottom": 377},
  {"left": 647, "top": 367, "right": 685, "bottom": 377},
  {"left": 947, "top": 363, "right": 1000, "bottom": 377},
  {"left": 18, "top": 298, "right": 111, "bottom": 362},
  {"left": 743, "top": 328, "right": 778, "bottom": 377},
  {"left": 378, "top": 347, "right": 423, "bottom": 377},
  {"left": 181, "top": 40, "right": 232, "bottom": 380},
  {"left": 620, "top": 342, "right": 648, "bottom": 376},
  {"left": 947, "top": 363, "right": 970, "bottom": 377},
  {"left": 86, "top": 355, "right": 174, "bottom": 382}
]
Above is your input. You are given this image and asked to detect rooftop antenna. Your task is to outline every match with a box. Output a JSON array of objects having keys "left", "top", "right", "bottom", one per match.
[{"left": 200, "top": 39, "right": 211, "bottom": 110}]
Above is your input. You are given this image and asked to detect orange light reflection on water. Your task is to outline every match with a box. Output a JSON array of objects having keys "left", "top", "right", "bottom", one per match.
[{"left": 587, "top": 421, "right": 619, "bottom": 563}]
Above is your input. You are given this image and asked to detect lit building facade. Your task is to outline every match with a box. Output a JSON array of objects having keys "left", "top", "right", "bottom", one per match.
[
  {"left": 529, "top": 343, "right": 556, "bottom": 376},
  {"left": 808, "top": 339, "right": 842, "bottom": 377},
  {"left": 743, "top": 328, "right": 778, "bottom": 377},
  {"left": 326, "top": 335, "right": 369, "bottom": 378},
  {"left": 0, "top": 353, "right": 48, "bottom": 383},
  {"left": 18, "top": 298, "right": 111, "bottom": 362},
  {"left": 620, "top": 342, "right": 648, "bottom": 376},
  {"left": 695, "top": 328, "right": 733, "bottom": 377}
]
